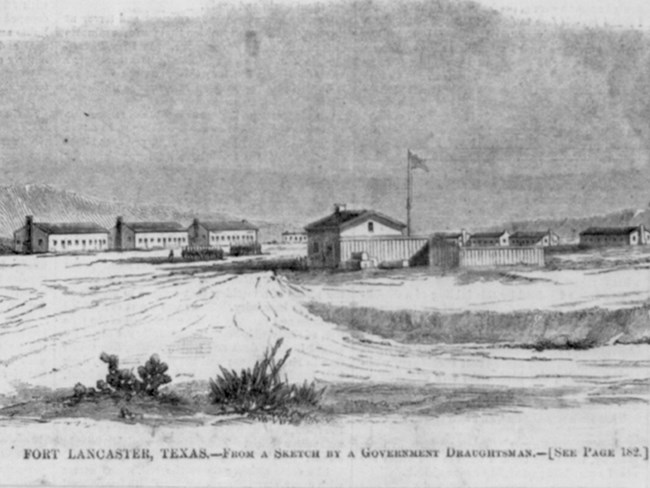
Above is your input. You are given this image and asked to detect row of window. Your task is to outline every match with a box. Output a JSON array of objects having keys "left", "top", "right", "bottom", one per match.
[
  {"left": 284, "top": 235, "right": 307, "bottom": 242},
  {"left": 470, "top": 240, "right": 507, "bottom": 247},
  {"left": 209, "top": 234, "right": 255, "bottom": 242},
  {"left": 582, "top": 236, "right": 630, "bottom": 243},
  {"left": 51, "top": 239, "right": 107, "bottom": 247},
  {"left": 137, "top": 237, "right": 187, "bottom": 244}
]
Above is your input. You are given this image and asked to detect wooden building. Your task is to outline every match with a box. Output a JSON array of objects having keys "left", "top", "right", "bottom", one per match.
[
  {"left": 305, "top": 204, "right": 407, "bottom": 268},
  {"left": 467, "top": 230, "right": 510, "bottom": 247},
  {"left": 187, "top": 219, "right": 258, "bottom": 252},
  {"left": 510, "top": 230, "right": 560, "bottom": 247},
  {"left": 432, "top": 230, "right": 470, "bottom": 247},
  {"left": 579, "top": 225, "right": 649, "bottom": 247},
  {"left": 112, "top": 217, "right": 187, "bottom": 250},
  {"left": 13, "top": 216, "right": 109, "bottom": 254},
  {"left": 282, "top": 231, "right": 307, "bottom": 244},
  {"left": 429, "top": 236, "right": 545, "bottom": 269}
]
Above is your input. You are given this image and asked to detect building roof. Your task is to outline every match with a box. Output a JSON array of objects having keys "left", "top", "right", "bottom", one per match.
[
  {"left": 580, "top": 226, "right": 639, "bottom": 236},
  {"left": 282, "top": 230, "right": 307, "bottom": 235},
  {"left": 469, "top": 231, "right": 508, "bottom": 239},
  {"left": 510, "top": 231, "right": 549, "bottom": 240},
  {"left": 433, "top": 232, "right": 463, "bottom": 239},
  {"left": 123, "top": 222, "right": 186, "bottom": 233},
  {"left": 33, "top": 223, "right": 109, "bottom": 235},
  {"left": 197, "top": 220, "right": 258, "bottom": 232},
  {"left": 305, "top": 209, "right": 406, "bottom": 232}
]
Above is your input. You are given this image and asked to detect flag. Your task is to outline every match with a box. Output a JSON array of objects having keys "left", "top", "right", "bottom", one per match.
[{"left": 408, "top": 150, "right": 429, "bottom": 172}]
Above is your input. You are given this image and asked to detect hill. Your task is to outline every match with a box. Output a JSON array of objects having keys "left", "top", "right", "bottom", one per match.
[
  {"left": 0, "top": 184, "right": 283, "bottom": 241},
  {"left": 505, "top": 208, "right": 650, "bottom": 243}
]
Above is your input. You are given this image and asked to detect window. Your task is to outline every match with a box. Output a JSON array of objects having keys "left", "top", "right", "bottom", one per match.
[
  {"left": 52, "top": 240, "right": 56, "bottom": 246},
  {"left": 312, "top": 242, "right": 320, "bottom": 253},
  {"left": 38, "top": 238, "right": 43, "bottom": 246},
  {"left": 368, "top": 222, "right": 374, "bottom": 233},
  {"left": 82, "top": 240, "right": 86, "bottom": 245}
]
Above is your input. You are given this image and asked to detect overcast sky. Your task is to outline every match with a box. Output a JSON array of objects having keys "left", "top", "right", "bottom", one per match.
[
  {"left": 476, "top": 0, "right": 650, "bottom": 28},
  {"left": 3, "top": 0, "right": 650, "bottom": 33}
]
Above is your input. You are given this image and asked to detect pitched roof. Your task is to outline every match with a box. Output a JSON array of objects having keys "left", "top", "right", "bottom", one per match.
[
  {"left": 433, "top": 232, "right": 463, "bottom": 239},
  {"left": 197, "top": 220, "right": 258, "bottom": 232},
  {"left": 469, "top": 231, "right": 508, "bottom": 239},
  {"left": 305, "top": 210, "right": 406, "bottom": 232},
  {"left": 282, "top": 230, "right": 307, "bottom": 235},
  {"left": 510, "top": 231, "right": 549, "bottom": 240},
  {"left": 123, "top": 222, "right": 186, "bottom": 233},
  {"left": 34, "top": 223, "right": 109, "bottom": 235},
  {"left": 580, "top": 226, "right": 639, "bottom": 236}
]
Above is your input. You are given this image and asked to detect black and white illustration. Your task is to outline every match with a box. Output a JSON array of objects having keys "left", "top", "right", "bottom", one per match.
[{"left": 1, "top": 1, "right": 650, "bottom": 487}]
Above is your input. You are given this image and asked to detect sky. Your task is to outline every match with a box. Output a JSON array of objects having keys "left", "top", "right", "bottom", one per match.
[
  {"left": 2, "top": 0, "right": 650, "bottom": 228},
  {"left": 476, "top": 0, "right": 650, "bottom": 28},
  {"left": 3, "top": 0, "right": 650, "bottom": 34}
]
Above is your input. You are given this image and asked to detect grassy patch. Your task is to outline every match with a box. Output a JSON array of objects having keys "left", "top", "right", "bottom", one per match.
[
  {"left": 209, "top": 339, "right": 324, "bottom": 421},
  {"left": 0, "top": 343, "right": 325, "bottom": 425},
  {"left": 306, "top": 302, "right": 650, "bottom": 350}
]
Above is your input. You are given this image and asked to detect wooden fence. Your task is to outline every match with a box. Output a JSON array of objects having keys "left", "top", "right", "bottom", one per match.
[
  {"left": 459, "top": 246, "right": 545, "bottom": 268},
  {"left": 340, "top": 236, "right": 429, "bottom": 266}
]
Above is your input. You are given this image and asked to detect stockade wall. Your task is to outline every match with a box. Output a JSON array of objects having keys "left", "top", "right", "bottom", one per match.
[
  {"left": 459, "top": 247, "right": 545, "bottom": 268},
  {"left": 340, "top": 236, "right": 429, "bottom": 265}
]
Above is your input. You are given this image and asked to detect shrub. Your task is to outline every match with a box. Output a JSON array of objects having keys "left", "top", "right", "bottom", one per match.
[
  {"left": 96, "top": 352, "right": 172, "bottom": 398},
  {"left": 229, "top": 243, "right": 262, "bottom": 257},
  {"left": 181, "top": 246, "right": 224, "bottom": 261},
  {"left": 209, "top": 339, "right": 324, "bottom": 414}
]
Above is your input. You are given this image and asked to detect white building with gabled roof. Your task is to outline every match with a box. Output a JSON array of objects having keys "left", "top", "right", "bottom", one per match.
[
  {"left": 112, "top": 217, "right": 188, "bottom": 250},
  {"left": 187, "top": 219, "right": 259, "bottom": 251},
  {"left": 13, "top": 215, "right": 109, "bottom": 253}
]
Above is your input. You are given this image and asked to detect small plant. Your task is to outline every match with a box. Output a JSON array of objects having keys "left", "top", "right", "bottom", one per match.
[
  {"left": 209, "top": 338, "right": 324, "bottom": 415},
  {"left": 96, "top": 352, "right": 172, "bottom": 398}
]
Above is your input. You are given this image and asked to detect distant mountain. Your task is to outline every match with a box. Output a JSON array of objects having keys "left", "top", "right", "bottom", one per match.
[
  {"left": 503, "top": 208, "right": 650, "bottom": 244},
  {"left": 0, "top": 184, "right": 282, "bottom": 241}
]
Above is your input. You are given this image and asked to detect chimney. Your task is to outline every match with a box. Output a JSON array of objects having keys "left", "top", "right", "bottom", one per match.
[
  {"left": 334, "top": 203, "right": 347, "bottom": 214},
  {"left": 115, "top": 216, "right": 124, "bottom": 250},
  {"left": 25, "top": 215, "right": 34, "bottom": 253},
  {"left": 461, "top": 228, "right": 469, "bottom": 246}
]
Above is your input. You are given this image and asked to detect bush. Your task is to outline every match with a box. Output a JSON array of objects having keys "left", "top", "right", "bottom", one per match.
[
  {"left": 209, "top": 339, "right": 324, "bottom": 414},
  {"left": 96, "top": 352, "right": 172, "bottom": 398},
  {"left": 229, "top": 243, "right": 262, "bottom": 257},
  {"left": 181, "top": 246, "right": 224, "bottom": 261}
]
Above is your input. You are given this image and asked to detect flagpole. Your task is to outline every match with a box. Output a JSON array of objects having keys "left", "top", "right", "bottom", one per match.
[{"left": 406, "top": 150, "right": 411, "bottom": 237}]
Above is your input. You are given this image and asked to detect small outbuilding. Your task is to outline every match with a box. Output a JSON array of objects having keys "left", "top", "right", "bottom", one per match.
[
  {"left": 432, "top": 230, "right": 470, "bottom": 247},
  {"left": 510, "top": 230, "right": 560, "bottom": 247},
  {"left": 282, "top": 231, "right": 308, "bottom": 244},
  {"left": 467, "top": 230, "right": 510, "bottom": 248}
]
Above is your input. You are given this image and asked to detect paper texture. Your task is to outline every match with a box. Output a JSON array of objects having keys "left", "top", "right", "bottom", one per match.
[{"left": 1, "top": 1, "right": 650, "bottom": 487}]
